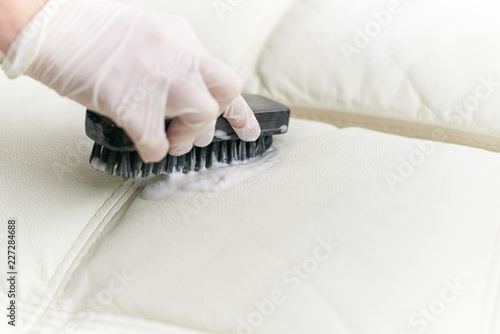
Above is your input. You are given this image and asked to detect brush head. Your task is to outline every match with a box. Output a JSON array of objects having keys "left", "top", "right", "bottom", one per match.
[
  {"left": 85, "top": 94, "right": 290, "bottom": 179},
  {"left": 89, "top": 136, "right": 273, "bottom": 179}
]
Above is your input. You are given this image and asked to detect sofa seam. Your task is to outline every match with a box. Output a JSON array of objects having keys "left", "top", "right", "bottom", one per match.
[
  {"left": 23, "top": 181, "right": 137, "bottom": 333},
  {"left": 291, "top": 112, "right": 500, "bottom": 151}
]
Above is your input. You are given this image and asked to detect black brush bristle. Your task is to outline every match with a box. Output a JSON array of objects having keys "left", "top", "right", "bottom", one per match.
[{"left": 89, "top": 136, "right": 273, "bottom": 179}]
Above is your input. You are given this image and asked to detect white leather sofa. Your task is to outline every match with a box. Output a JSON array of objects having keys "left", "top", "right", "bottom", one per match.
[{"left": 1, "top": 0, "right": 500, "bottom": 333}]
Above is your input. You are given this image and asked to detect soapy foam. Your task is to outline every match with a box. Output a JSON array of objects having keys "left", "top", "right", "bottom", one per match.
[
  {"left": 91, "top": 158, "right": 108, "bottom": 173},
  {"left": 214, "top": 130, "right": 231, "bottom": 140},
  {"left": 134, "top": 143, "right": 281, "bottom": 201}
]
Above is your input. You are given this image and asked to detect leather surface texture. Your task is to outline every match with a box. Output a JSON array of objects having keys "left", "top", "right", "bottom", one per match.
[
  {"left": 2, "top": 0, "right": 500, "bottom": 333},
  {"left": 1, "top": 72, "right": 500, "bottom": 334}
]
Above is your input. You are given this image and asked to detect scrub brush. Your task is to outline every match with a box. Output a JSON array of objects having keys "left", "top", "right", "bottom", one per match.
[{"left": 86, "top": 94, "right": 290, "bottom": 179}]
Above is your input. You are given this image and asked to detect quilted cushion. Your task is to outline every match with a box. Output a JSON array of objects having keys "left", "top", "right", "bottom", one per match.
[{"left": 248, "top": 0, "right": 500, "bottom": 151}]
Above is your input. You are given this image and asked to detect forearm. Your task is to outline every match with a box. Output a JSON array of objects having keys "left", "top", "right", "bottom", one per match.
[{"left": 0, "top": 0, "right": 49, "bottom": 53}]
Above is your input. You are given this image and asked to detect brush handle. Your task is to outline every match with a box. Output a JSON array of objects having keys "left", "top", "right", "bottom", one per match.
[{"left": 86, "top": 94, "right": 290, "bottom": 151}]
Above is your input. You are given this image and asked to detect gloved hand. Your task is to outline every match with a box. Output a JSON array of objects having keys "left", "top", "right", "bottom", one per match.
[{"left": 2, "top": 0, "right": 261, "bottom": 162}]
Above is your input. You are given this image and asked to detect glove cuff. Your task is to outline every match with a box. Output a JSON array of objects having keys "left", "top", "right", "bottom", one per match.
[{"left": 1, "top": 0, "right": 65, "bottom": 78}]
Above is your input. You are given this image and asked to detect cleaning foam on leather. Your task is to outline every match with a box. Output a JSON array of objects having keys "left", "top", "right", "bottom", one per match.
[{"left": 135, "top": 141, "right": 281, "bottom": 200}]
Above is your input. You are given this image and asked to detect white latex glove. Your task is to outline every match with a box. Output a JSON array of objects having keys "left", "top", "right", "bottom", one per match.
[{"left": 2, "top": 0, "right": 261, "bottom": 162}]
